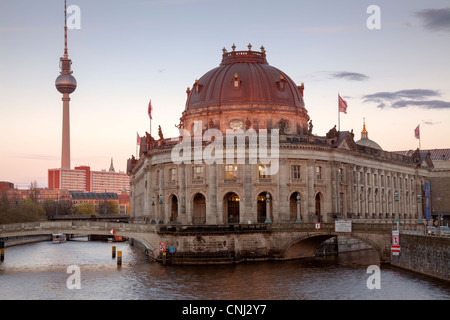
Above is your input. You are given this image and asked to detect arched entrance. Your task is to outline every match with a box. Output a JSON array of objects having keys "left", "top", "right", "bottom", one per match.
[
  {"left": 169, "top": 194, "right": 178, "bottom": 223},
  {"left": 223, "top": 192, "right": 240, "bottom": 224},
  {"left": 257, "top": 192, "right": 272, "bottom": 223},
  {"left": 314, "top": 193, "right": 323, "bottom": 222},
  {"left": 193, "top": 193, "right": 206, "bottom": 224}
]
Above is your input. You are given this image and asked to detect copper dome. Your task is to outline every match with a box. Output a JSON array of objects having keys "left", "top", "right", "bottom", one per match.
[
  {"left": 185, "top": 46, "right": 305, "bottom": 110},
  {"left": 180, "top": 45, "right": 309, "bottom": 135}
]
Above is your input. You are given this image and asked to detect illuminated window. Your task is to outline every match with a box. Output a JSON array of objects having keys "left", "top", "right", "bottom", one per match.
[
  {"left": 259, "top": 165, "right": 270, "bottom": 179},
  {"left": 225, "top": 165, "right": 237, "bottom": 180},
  {"left": 232, "top": 73, "right": 241, "bottom": 89}
]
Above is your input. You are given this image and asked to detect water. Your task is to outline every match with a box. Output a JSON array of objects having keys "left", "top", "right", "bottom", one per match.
[{"left": 0, "top": 239, "right": 449, "bottom": 300}]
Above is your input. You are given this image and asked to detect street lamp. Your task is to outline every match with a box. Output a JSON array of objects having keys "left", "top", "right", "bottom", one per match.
[
  {"left": 265, "top": 192, "right": 272, "bottom": 223},
  {"left": 296, "top": 193, "right": 302, "bottom": 223},
  {"left": 158, "top": 194, "right": 164, "bottom": 224}
]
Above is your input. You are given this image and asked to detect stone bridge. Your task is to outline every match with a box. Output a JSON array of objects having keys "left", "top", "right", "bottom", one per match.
[{"left": 0, "top": 220, "right": 404, "bottom": 264}]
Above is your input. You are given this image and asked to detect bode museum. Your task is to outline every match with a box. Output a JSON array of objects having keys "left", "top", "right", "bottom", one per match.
[{"left": 127, "top": 44, "right": 443, "bottom": 228}]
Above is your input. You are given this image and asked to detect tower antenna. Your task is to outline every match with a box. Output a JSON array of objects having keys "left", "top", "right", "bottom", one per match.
[{"left": 64, "top": 0, "right": 68, "bottom": 57}]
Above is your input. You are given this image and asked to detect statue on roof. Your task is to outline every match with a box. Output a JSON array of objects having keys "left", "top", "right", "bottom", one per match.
[{"left": 158, "top": 125, "right": 164, "bottom": 140}]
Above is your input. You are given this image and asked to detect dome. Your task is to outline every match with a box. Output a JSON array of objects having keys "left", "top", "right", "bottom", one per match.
[
  {"left": 355, "top": 120, "right": 382, "bottom": 150},
  {"left": 356, "top": 138, "right": 382, "bottom": 150},
  {"left": 55, "top": 73, "right": 77, "bottom": 94},
  {"left": 186, "top": 46, "right": 305, "bottom": 110},
  {"left": 181, "top": 45, "right": 309, "bottom": 135}
]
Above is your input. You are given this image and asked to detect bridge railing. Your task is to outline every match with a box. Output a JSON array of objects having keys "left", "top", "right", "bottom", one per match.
[{"left": 0, "top": 220, "right": 158, "bottom": 235}]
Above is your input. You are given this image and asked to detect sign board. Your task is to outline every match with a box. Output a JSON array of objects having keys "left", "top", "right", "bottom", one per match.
[
  {"left": 391, "top": 230, "right": 400, "bottom": 255},
  {"left": 392, "top": 233, "right": 399, "bottom": 246},
  {"left": 391, "top": 246, "right": 401, "bottom": 255},
  {"left": 335, "top": 219, "right": 352, "bottom": 232},
  {"left": 110, "top": 229, "right": 115, "bottom": 235},
  {"left": 159, "top": 242, "right": 166, "bottom": 252},
  {"left": 315, "top": 223, "right": 321, "bottom": 230},
  {"left": 424, "top": 182, "right": 431, "bottom": 220},
  {"left": 169, "top": 246, "right": 175, "bottom": 253}
]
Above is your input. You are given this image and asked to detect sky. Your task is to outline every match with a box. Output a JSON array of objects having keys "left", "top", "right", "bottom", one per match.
[{"left": 1, "top": 0, "right": 450, "bottom": 189}]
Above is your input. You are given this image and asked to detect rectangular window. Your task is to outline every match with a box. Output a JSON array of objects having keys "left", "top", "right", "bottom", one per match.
[
  {"left": 169, "top": 168, "right": 176, "bottom": 182},
  {"left": 291, "top": 165, "right": 301, "bottom": 179},
  {"left": 338, "top": 168, "right": 343, "bottom": 182},
  {"left": 259, "top": 165, "right": 270, "bottom": 179},
  {"left": 225, "top": 165, "right": 238, "bottom": 180},
  {"left": 192, "top": 166, "right": 204, "bottom": 181},
  {"left": 316, "top": 166, "right": 322, "bottom": 180}
]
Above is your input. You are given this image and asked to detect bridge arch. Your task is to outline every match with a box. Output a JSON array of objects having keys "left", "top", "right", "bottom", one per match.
[{"left": 282, "top": 232, "right": 386, "bottom": 262}]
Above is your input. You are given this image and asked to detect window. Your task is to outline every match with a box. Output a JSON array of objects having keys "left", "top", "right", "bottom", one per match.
[
  {"left": 291, "top": 165, "right": 301, "bottom": 179},
  {"left": 259, "top": 165, "right": 270, "bottom": 179},
  {"left": 232, "top": 73, "right": 241, "bottom": 89},
  {"left": 225, "top": 165, "right": 237, "bottom": 180},
  {"left": 169, "top": 168, "right": 176, "bottom": 182},
  {"left": 338, "top": 168, "right": 343, "bottom": 182},
  {"left": 192, "top": 166, "right": 204, "bottom": 181},
  {"left": 316, "top": 166, "right": 322, "bottom": 180}
]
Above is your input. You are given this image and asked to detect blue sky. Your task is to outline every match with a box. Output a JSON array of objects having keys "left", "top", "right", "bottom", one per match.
[{"left": 1, "top": 0, "right": 449, "bottom": 188}]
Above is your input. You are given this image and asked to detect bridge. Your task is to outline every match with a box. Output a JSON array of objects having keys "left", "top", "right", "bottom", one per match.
[{"left": 0, "top": 220, "right": 421, "bottom": 264}]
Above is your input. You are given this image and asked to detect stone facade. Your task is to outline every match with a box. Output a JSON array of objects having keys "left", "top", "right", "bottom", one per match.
[{"left": 128, "top": 132, "right": 433, "bottom": 226}]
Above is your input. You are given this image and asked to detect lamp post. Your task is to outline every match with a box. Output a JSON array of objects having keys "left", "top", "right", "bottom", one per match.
[
  {"left": 296, "top": 193, "right": 302, "bottom": 223},
  {"left": 265, "top": 192, "right": 272, "bottom": 223},
  {"left": 158, "top": 194, "right": 164, "bottom": 224},
  {"left": 151, "top": 197, "right": 156, "bottom": 224}
]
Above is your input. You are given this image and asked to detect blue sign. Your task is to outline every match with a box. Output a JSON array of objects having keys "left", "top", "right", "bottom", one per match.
[
  {"left": 424, "top": 182, "right": 431, "bottom": 220},
  {"left": 169, "top": 246, "right": 175, "bottom": 253}
]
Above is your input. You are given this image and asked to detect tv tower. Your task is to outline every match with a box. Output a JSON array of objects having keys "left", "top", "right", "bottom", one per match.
[{"left": 55, "top": 0, "right": 77, "bottom": 170}]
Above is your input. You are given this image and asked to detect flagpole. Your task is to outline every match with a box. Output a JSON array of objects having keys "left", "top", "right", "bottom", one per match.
[{"left": 338, "top": 93, "right": 340, "bottom": 132}]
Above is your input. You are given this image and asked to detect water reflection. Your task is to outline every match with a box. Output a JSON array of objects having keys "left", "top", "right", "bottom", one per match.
[{"left": 0, "top": 240, "right": 449, "bottom": 300}]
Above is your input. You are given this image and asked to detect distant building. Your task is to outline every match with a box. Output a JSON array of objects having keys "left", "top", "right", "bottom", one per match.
[{"left": 48, "top": 160, "right": 130, "bottom": 193}]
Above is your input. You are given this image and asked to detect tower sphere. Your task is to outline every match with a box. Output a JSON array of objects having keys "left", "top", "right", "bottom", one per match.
[{"left": 55, "top": 73, "right": 77, "bottom": 94}]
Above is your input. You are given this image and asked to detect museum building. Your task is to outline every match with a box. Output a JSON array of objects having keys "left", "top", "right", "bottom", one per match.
[{"left": 127, "top": 45, "right": 435, "bottom": 226}]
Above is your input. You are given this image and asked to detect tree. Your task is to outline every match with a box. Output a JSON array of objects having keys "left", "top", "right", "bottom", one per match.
[{"left": 72, "top": 202, "right": 95, "bottom": 215}]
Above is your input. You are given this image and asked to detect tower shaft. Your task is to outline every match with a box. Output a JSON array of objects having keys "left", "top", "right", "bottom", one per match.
[{"left": 61, "top": 94, "right": 71, "bottom": 169}]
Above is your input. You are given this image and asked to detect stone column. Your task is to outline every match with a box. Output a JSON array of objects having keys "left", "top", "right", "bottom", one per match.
[
  {"left": 158, "top": 168, "right": 164, "bottom": 224},
  {"left": 208, "top": 163, "right": 218, "bottom": 224},
  {"left": 306, "top": 160, "right": 315, "bottom": 222},
  {"left": 277, "top": 159, "right": 287, "bottom": 222},
  {"left": 243, "top": 163, "right": 254, "bottom": 223},
  {"left": 179, "top": 163, "right": 187, "bottom": 223}
]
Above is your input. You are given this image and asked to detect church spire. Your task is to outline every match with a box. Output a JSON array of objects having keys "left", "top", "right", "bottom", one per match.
[{"left": 109, "top": 158, "right": 115, "bottom": 172}]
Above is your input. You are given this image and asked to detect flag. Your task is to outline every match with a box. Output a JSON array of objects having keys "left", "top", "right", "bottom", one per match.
[
  {"left": 338, "top": 94, "right": 348, "bottom": 114},
  {"left": 137, "top": 132, "right": 141, "bottom": 145},
  {"left": 414, "top": 125, "right": 420, "bottom": 139},
  {"left": 148, "top": 100, "right": 152, "bottom": 119}
]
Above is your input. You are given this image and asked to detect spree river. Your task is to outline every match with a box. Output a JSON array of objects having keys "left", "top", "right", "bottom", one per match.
[{"left": 0, "top": 239, "right": 449, "bottom": 300}]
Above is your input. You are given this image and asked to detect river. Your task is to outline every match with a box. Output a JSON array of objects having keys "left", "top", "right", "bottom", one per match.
[{"left": 0, "top": 239, "right": 449, "bottom": 301}]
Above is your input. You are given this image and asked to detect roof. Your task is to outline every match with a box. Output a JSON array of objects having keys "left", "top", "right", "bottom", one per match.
[
  {"left": 70, "top": 192, "right": 118, "bottom": 200},
  {"left": 394, "top": 148, "right": 450, "bottom": 161},
  {"left": 185, "top": 47, "right": 305, "bottom": 110}
]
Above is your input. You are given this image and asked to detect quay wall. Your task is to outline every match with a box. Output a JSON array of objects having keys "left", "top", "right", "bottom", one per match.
[{"left": 390, "top": 234, "right": 449, "bottom": 281}]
